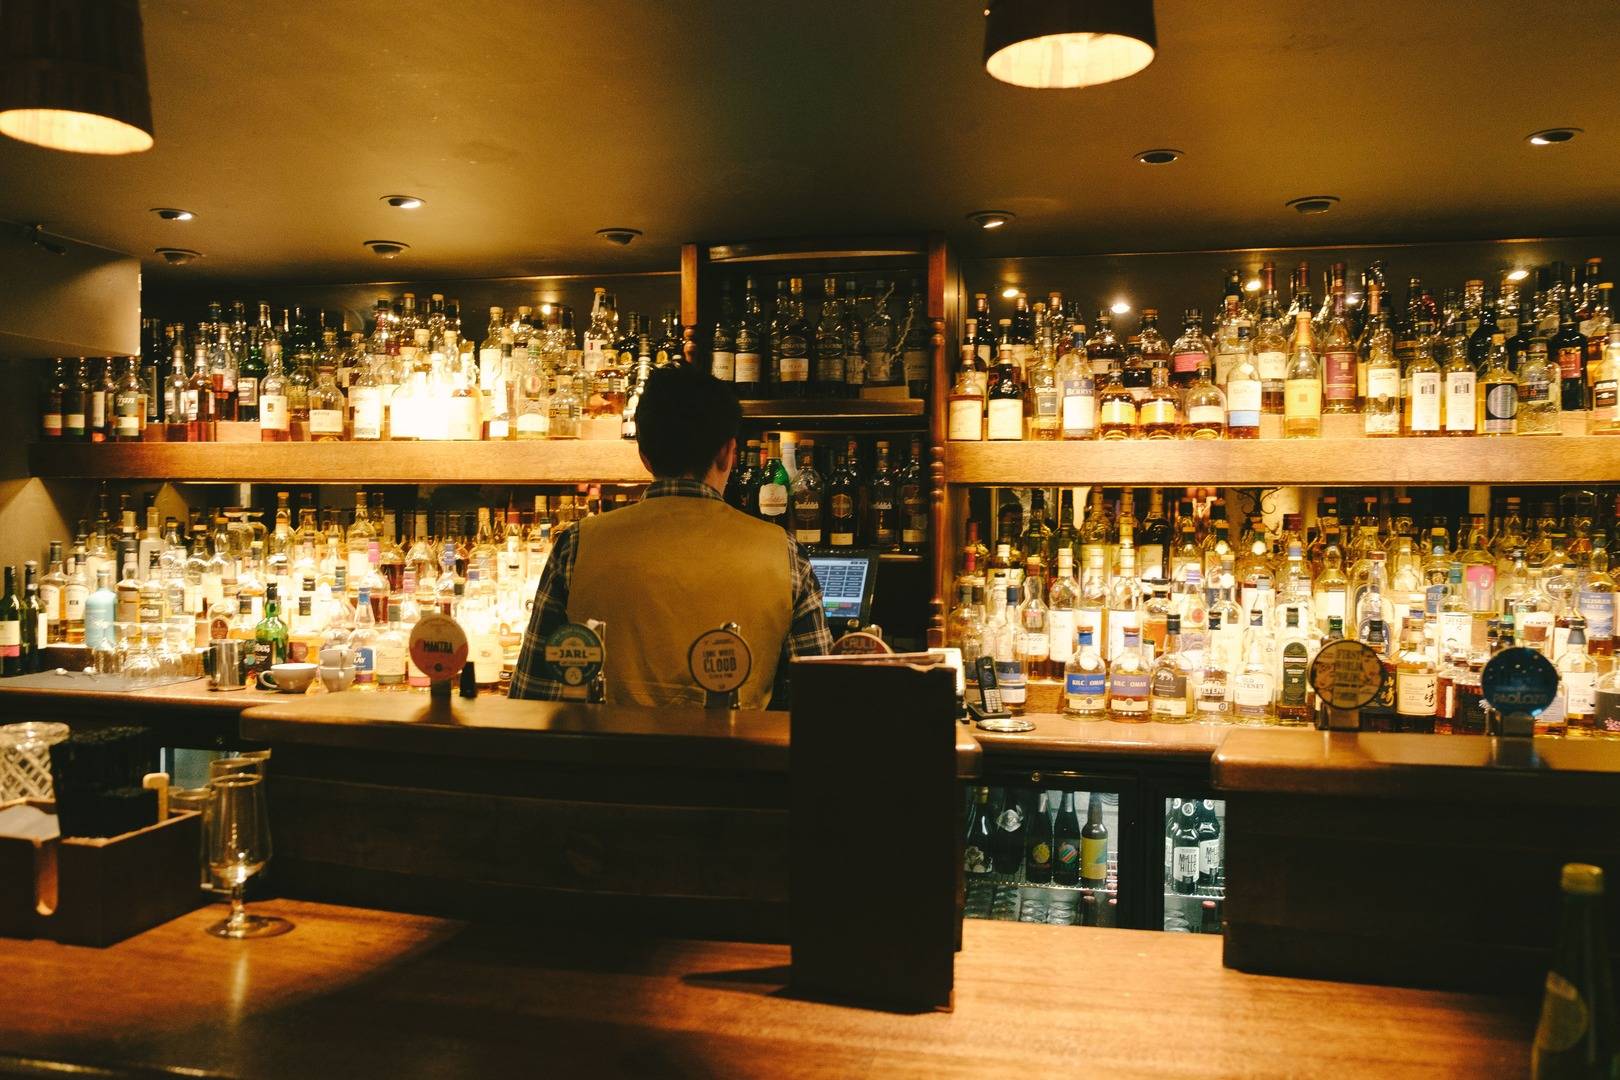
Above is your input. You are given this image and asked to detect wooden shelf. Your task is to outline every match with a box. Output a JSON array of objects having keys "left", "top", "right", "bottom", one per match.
[
  {"left": 944, "top": 414, "right": 1620, "bottom": 487},
  {"left": 740, "top": 397, "right": 925, "bottom": 420},
  {"left": 28, "top": 440, "right": 653, "bottom": 484}
]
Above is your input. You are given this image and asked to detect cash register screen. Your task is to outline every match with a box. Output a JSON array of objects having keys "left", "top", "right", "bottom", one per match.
[{"left": 809, "top": 554, "right": 875, "bottom": 624}]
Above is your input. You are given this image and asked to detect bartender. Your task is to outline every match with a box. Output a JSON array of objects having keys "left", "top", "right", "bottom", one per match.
[{"left": 509, "top": 365, "right": 832, "bottom": 707}]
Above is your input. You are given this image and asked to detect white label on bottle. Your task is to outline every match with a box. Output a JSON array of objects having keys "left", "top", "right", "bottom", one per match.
[
  {"left": 446, "top": 399, "right": 480, "bottom": 440},
  {"left": 351, "top": 389, "right": 382, "bottom": 440},
  {"left": 1187, "top": 404, "right": 1225, "bottom": 426},
  {"left": 347, "top": 550, "right": 371, "bottom": 583},
  {"left": 1565, "top": 671, "right": 1597, "bottom": 716},
  {"left": 1047, "top": 609, "right": 1077, "bottom": 662},
  {"left": 38, "top": 584, "right": 60, "bottom": 623},
  {"left": 309, "top": 408, "right": 343, "bottom": 434},
  {"left": 778, "top": 355, "right": 809, "bottom": 381},
  {"left": 65, "top": 412, "right": 86, "bottom": 431},
  {"left": 64, "top": 584, "right": 87, "bottom": 621},
  {"left": 89, "top": 393, "right": 106, "bottom": 430},
  {"left": 238, "top": 377, "right": 260, "bottom": 407},
  {"left": 375, "top": 639, "right": 408, "bottom": 680},
  {"left": 1257, "top": 350, "right": 1287, "bottom": 381},
  {"left": 0, "top": 620, "right": 19, "bottom": 648},
  {"left": 986, "top": 399, "right": 1023, "bottom": 440},
  {"left": 758, "top": 483, "right": 788, "bottom": 518},
  {"left": 1232, "top": 672, "right": 1272, "bottom": 708},
  {"left": 1408, "top": 371, "right": 1440, "bottom": 430},
  {"left": 182, "top": 389, "right": 199, "bottom": 421},
  {"left": 1173, "top": 847, "right": 1200, "bottom": 882},
  {"left": 1061, "top": 391, "right": 1095, "bottom": 435},
  {"left": 1226, "top": 378, "right": 1261, "bottom": 423},
  {"left": 1199, "top": 838, "right": 1221, "bottom": 878},
  {"left": 259, "top": 394, "right": 289, "bottom": 431},
  {"left": 1445, "top": 372, "right": 1475, "bottom": 430},
  {"left": 710, "top": 350, "right": 735, "bottom": 382},
  {"left": 734, "top": 352, "right": 761, "bottom": 383},
  {"left": 1395, "top": 671, "right": 1437, "bottom": 716},
  {"left": 515, "top": 411, "right": 547, "bottom": 435},
  {"left": 948, "top": 399, "right": 983, "bottom": 440},
  {"left": 903, "top": 349, "right": 928, "bottom": 383}
]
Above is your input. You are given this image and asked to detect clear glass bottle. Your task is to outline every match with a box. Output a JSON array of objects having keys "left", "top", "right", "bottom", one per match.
[
  {"left": 985, "top": 330, "right": 1025, "bottom": 441},
  {"left": 1283, "top": 312, "right": 1322, "bottom": 438},
  {"left": 1404, "top": 316, "right": 1443, "bottom": 435},
  {"left": 307, "top": 333, "right": 346, "bottom": 442},
  {"left": 1107, "top": 626, "right": 1150, "bottom": 722},
  {"left": 863, "top": 278, "right": 896, "bottom": 387},
  {"left": 1026, "top": 334, "right": 1061, "bottom": 441},
  {"left": 1516, "top": 339, "right": 1561, "bottom": 436},
  {"left": 1139, "top": 360, "right": 1181, "bottom": 439},
  {"left": 1477, "top": 332, "right": 1518, "bottom": 435},
  {"left": 1063, "top": 626, "right": 1108, "bottom": 719},
  {"left": 1096, "top": 361, "right": 1138, "bottom": 440},
  {"left": 1169, "top": 308, "right": 1210, "bottom": 389},
  {"left": 1195, "top": 609, "right": 1233, "bottom": 723},
  {"left": 1591, "top": 326, "right": 1620, "bottom": 435},
  {"left": 1319, "top": 264, "right": 1359, "bottom": 414},
  {"left": 1362, "top": 294, "right": 1402, "bottom": 436},
  {"left": 1224, "top": 326, "right": 1262, "bottom": 438},
  {"left": 1230, "top": 609, "right": 1276, "bottom": 725},
  {"left": 1149, "top": 613, "right": 1195, "bottom": 722},
  {"left": 1057, "top": 321, "right": 1096, "bottom": 439},
  {"left": 1181, "top": 355, "right": 1226, "bottom": 439}
]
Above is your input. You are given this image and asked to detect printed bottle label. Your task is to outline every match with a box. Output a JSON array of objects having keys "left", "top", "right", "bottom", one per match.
[
  {"left": 1409, "top": 372, "right": 1441, "bottom": 430},
  {"left": 1396, "top": 671, "right": 1438, "bottom": 716},
  {"left": 758, "top": 483, "right": 788, "bottom": 518},
  {"left": 1285, "top": 379, "right": 1320, "bottom": 418},
  {"left": 309, "top": 408, "right": 343, "bottom": 434},
  {"left": 1483, "top": 384, "right": 1517, "bottom": 432},
  {"left": 1257, "top": 351, "right": 1286, "bottom": 381},
  {"left": 986, "top": 399, "right": 1023, "bottom": 440},
  {"left": 948, "top": 399, "right": 983, "bottom": 440},
  {"left": 1081, "top": 836, "right": 1108, "bottom": 881},
  {"left": 1322, "top": 351, "right": 1357, "bottom": 401},
  {"left": 734, "top": 352, "right": 761, "bottom": 383},
  {"left": 1445, "top": 372, "right": 1476, "bottom": 430},
  {"left": 1226, "top": 378, "right": 1261, "bottom": 425},
  {"left": 710, "top": 350, "right": 735, "bottom": 382}
]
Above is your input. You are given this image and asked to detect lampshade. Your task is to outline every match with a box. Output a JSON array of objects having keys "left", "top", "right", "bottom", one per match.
[
  {"left": 0, "top": 0, "right": 154, "bottom": 154},
  {"left": 984, "top": 0, "right": 1157, "bottom": 89}
]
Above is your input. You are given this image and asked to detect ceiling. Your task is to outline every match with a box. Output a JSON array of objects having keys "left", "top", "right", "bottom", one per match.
[{"left": 2, "top": 0, "right": 1617, "bottom": 285}]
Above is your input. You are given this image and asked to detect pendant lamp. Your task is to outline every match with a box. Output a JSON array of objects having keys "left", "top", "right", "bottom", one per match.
[
  {"left": 983, "top": 0, "right": 1157, "bottom": 89},
  {"left": 0, "top": 0, "right": 154, "bottom": 154}
]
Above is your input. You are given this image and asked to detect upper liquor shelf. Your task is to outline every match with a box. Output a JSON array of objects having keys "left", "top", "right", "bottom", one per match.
[
  {"left": 28, "top": 440, "right": 652, "bottom": 485},
  {"left": 944, "top": 416, "right": 1620, "bottom": 487}
]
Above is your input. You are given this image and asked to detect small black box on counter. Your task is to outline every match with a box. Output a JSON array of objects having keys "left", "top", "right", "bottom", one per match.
[{"left": 47, "top": 726, "right": 159, "bottom": 838}]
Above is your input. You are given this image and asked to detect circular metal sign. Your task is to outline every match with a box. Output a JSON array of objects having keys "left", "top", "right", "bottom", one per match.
[
  {"left": 688, "top": 627, "right": 752, "bottom": 694},
  {"left": 544, "top": 623, "right": 605, "bottom": 687},
  {"left": 1309, "top": 639, "right": 1385, "bottom": 711},
  {"left": 1482, "top": 646, "right": 1559, "bottom": 717},
  {"left": 409, "top": 614, "right": 468, "bottom": 682}
]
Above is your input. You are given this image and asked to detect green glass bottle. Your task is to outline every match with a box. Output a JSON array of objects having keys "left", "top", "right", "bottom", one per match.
[
  {"left": 0, "top": 566, "right": 22, "bottom": 677},
  {"left": 1533, "top": 863, "right": 1617, "bottom": 1079},
  {"left": 252, "top": 581, "right": 289, "bottom": 677}
]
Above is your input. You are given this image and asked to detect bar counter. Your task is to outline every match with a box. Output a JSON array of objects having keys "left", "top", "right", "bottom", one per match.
[
  {"left": 0, "top": 675, "right": 281, "bottom": 749},
  {"left": 0, "top": 898, "right": 1532, "bottom": 1079}
]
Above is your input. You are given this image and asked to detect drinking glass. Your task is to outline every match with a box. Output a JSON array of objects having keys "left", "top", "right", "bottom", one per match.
[{"left": 205, "top": 773, "right": 291, "bottom": 939}]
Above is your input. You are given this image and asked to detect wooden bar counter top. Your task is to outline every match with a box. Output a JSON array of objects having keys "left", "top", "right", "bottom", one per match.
[{"left": 0, "top": 899, "right": 1533, "bottom": 1079}]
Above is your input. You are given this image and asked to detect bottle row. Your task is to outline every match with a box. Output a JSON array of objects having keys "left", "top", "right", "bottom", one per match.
[
  {"left": 948, "top": 485, "right": 1620, "bottom": 736},
  {"left": 964, "top": 786, "right": 1117, "bottom": 890},
  {"left": 949, "top": 257, "right": 1619, "bottom": 441},
  {"left": 0, "top": 484, "right": 639, "bottom": 683},
  {"left": 722, "top": 433, "right": 930, "bottom": 552}
]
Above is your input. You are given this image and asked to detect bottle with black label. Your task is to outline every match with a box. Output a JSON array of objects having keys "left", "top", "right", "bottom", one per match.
[{"left": 1024, "top": 791, "right": 1054, "bottom": 884}]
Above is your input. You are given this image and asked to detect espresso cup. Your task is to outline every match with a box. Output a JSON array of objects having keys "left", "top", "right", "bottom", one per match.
[
  {"left": 259, "top": 662, "right": 317, "bottom": 693},
  {"left": 319, "top": 666, "right": 355, "bottom": 693}
]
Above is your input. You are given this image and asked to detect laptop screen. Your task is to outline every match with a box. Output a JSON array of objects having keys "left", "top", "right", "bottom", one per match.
[{"left": 808, "top": 554, "right": 875, "bottom": 625}]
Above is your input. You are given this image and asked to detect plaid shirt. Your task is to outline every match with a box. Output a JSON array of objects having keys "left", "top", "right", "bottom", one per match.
[{"left": 507, "top": 478, "right": 832, "bottom": 706}]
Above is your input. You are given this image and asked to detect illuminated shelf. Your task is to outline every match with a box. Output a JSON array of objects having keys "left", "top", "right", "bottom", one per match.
[
  {"left": 28, "top": 439, "right": 652, "bottom": 485},
  {"left": 944, "top": 414, "right": 1619, "bottom": 487},
  {"left": 740, "top": 398, "right": 925, "bottom": 420}
]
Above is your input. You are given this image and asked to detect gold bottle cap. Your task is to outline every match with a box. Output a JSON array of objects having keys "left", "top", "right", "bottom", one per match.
[{"left": 1561, "top": 863, "right": 1604, "bottom": 895}]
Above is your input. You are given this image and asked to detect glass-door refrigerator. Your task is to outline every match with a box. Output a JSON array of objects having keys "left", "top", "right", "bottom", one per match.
[
  {"left": 1156, "top": 792, "right": 1227, "bottom": 935},
  {"left": 963, "top": 772, "right": 1136, "bottom": 928}
]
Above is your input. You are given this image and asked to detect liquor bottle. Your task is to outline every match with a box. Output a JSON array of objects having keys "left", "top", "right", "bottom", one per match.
[
  {"left": 902, "top": 278, "right": 930, "bottom": 399},
  {"left": 964, "top": 787, "right": 994, "bottom": 877},
  {"left": 755, "top": 434, "right": 790, "bottom": 532},
  {"left": 991, "top": 790, "right": 1026, "bottom": 875},
  {"left": 948, "top": 340, "right": 986, "bottom": 441},
  {"left": 1149, "top": 613, "right": 1194, "bottom": 722},
  {"left": 1056, "top": 322, "right": 1096, "bottom": 439},
  {"left": 775, "top": 277, "right": 811, "bottom": 398},
  {"left": 1170, "top": 800, "right": 1201, "bottom": 895},
  {"left": 0, "top": 566, "right": 21, "bottom": 677},
  {"left": 1225, "top": 326, "right": 1262, "bottom": 438},
  {"left": 38, "top": 543, "right": 64, "bottom": 646},
  {"left": 863, "top": 278, "right": 896, "bottom": 388},
  {"left": 1196, "top": 610, "right": 1233, "bottom": 721},
  {"left": 898, "top": 439, "right": 928, "bottom": 555},
  {"left": 1320, "top": 264, "right": 1359, "bottom": 414},
  {"left": 1080, "top": 792, "right": 1109, "bottom": 892},
  {"left": 1052, "top": 791, "right": 1082, "bottom": 886},
  {"left": 1275, "top": 607, "right": 1312, "bottom": 726},
  {"left": 1097, "top": 361, "right": 1138, "bottom": 439},
  {"left": 84, "top": 569, "right": 115, "bottom": 650},
  {"left": 1404, "top": 316, "right": 1443, "bottom": 435},
  {"left": 813, "top": 277, "right": 848, "bottom": 398},
  {"left": 1363, "top": 290, "right": 1402, "bottom": 436},
  {"left": 163, "top": 339, "right": 190, "bottom": 441},
  {"left": 306, "top": 335, "right": 345, "bottom": 442},
  {"left": 1196, "top": 800, "right": 1223, "bottom": 888},
  {"left": 251, "top": 582, "right": 289, "bottom": 679},
  {"left": 1181, "top": 351, "right": 1226, "bottom": 439},
  {"left": 113, "top": 356, "right": 145, "bottom": 441},
  {"left": 187, "top": 343, "right": 218, "bottom": 442},
  {"left": 40, "top": 358, "right": 64, "bottom": 440},
  {"left": 1107, "top": 626, "right": 1150, "bottom": 721},
  {"left": 373, "top": 599, "right": 408, "bottom": 690},
  {"left": 345, "top": 586, "right": 377, "bottom": 689},
  {"left": 88, "top": 358, "right": 111, "bottom": 442},
  {"left": 1391, "top": 616, "right": 1438, "bottom": 732},
  {"left": 1530, "top": 864, "right": 1618, "bottom": 1079},
  {"left": 789, "top": 444, "right": 824, "bottom": 547},
  {"left": 1026, "top": 333, "right": 1060, "bottom": 441},
  {"left": 1557, "top": 618, "right": 1598, "bottom": 737},
  {"left": 349, "top": 351, "right": 384, "bottom": 441},
  {"left": 1139, "top": 360, "right": 1181, "bottom": 439},
  {"left": 1592, "top": 327, "right": 1620, "bottom": 435},
  {"left": 61, "top": 357, "right": 87, "bottom": 440},
  {"left": 1063, "top": 626, "right": 1107, "bottom": 719},
  {"left": 1477, "top": 333, "right": 1518, "bottom": 435},
  {"left": 1170, "top": 308, "right": 1210, "bottom": 389},
  {"left": 867, "top": 441, "right": 899, "bottom": 551},
  {"left": 1517, "top": 340, "right": 1562, "bottom": 436},
  {"left": 1443, "top": 325, "right": 1478, "bottom": 435},
  {"left": 986, "top": 326, "right": 1025, "bottom": 440},
  {"left": 724, "top": 279, "right": 761, "bottom": 399},
  {"left": 1231, "top": 609, "right": 1275, "bottom": 724},
  {"left": 1283, "top": 312, "right": 1322, "bottom": 438},
  {"left": 1552, "top": 300, "right": 1589, "bottom": 412},
  {"left": 238, "top": 310, "right": 267, "bottom": 425},
  {"left": 1024, "top": 791, "right": 1054, "bottom": 884},
  {"left": 1016, "top": 564, "right": 1051, "bottom": 679}
]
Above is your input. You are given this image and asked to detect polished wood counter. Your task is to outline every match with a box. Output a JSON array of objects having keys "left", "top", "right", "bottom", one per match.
[
  {"left": 1215, "top": 729, "right": 1620, "bottom": 804},
  {"left": 0, "top": 675, "right": 280, "bottom": 748},
  {"left": 0, "top": 899, "right": 1533, "bottom": 1078},
  {"left": 971, "top": 712, "right": 1238, "bottom": 760}
]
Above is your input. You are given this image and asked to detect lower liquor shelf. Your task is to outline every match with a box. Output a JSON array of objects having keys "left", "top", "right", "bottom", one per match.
[{"left": 28, "top": 438, "right": 654, "bottom": 484}]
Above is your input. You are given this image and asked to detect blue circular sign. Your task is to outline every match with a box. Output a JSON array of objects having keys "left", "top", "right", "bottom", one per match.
[{"left": 1481, "top": 646, "right": 1559, "bottom": 717}]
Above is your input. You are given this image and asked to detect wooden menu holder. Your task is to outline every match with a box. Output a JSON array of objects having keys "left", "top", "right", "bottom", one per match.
[{"left": 788, "top": 654, "right": 959, "bottom": 1012}]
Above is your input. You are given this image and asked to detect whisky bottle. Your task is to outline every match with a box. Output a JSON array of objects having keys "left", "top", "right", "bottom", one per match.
[
  {"left": 1477, "top": 333, "right": 1518, "bottom": 435},
  {"left": 985, "top": 330, "right": 1025, "bottom": 441},
  {"left": 948, "top": 343, "right": 985, "bottom": 441},
  {"left": 863, "top": 278, "right": 896, "bottom": 387},
  {"left": 62, "top": 358, "right": 87, "bottom": 440},
  {"left": 1442, "top": 325, "right": 1477, "bottom": 435},
  {"left": 1404, "top": 317, "right": 1443, "bottom": 435},
  {"left": 868, "top": 441, "right": 898, "bottom": 551},
  {"left": 1552, "top": 300, "right": 1589, "bottom": 412},
  {"left": 1088, "top": 310, "right": 1128, "bottom": 378},
  {"left": 776, "top": 277, "right": 811, "bottom": 398},
  {"left": 1363, "top": 285, "right": 1402, "bottom": 436},
  {"left": 1058, "top": 322, "right": 1096, "bottom": 439},
  {"left": 1224, "top": 326, "right": 1262, "bottom": 439},
  {"left": 1097, "top": 361, "right": 1138, "bottom": 440},
  {"left": 789, "top": 444, "right": 824, "bottom": 547},
  {"left": 1181, "top": 354, "right": 1226, "bottom": 439},
  {"left": 1283, "top": 313, "right": 1322, "bottom": 438},
  {"left": 1026, "top": 336, "right": 1060, "bottom": 441},
  {"left": 1138, "top": 360, "right": 1181, "bottom": 439},
  {"left": 898, "top": 438, "right": 927, "bottom": 554},
  {"left": 813, "top": 277, "right": 848, "bottom": 398},
  {"left": 1515, "top": 340, "right": 1561, "bottom": 436},
  {"left": 1169, "top": 308, "right": 1210, "bottom": 389},
  {"left": 1231, "top": 609, "right": 1276, "bottom": 725},
  {"left": 1107, "top": 627, "right": 1150, "bottom": 722},
  {"left": 1319, "top": 263, "right": 1358, "bottom": 413},
  {"left": 1591, "top": 328, "right": 1620, "bottom": 435},
  {"left": 1148, "top": 614, "right": 1194, "bottom": 723}
]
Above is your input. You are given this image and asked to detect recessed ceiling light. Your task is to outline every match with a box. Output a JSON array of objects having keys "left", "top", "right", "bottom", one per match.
[
  {"left": 1286, "top": 195, "right": 1339, "bottom": 215},
  {"left": 362, "top": 239, "right": 409, "bottom": 258},
  {"left": 1134, "top": 148, "right": 1182, "bottom": 165},
  {"left": 150, "top": 207, "right": 194, "bottom": 221},
  {"left": 1110, "top": 300, "right": 1131, "bottom": 315},
  {"left": 154, "top": 247, "right": 200, "bottom": 265},
  {"left": 1244, "top": 277, "right": 1262, "bottom": 292},
  {"left": 1506, "top": 268, "right": 1530, "bottom": 282},
  {"left": 382, "top": 194, "right": 423, "bottom": 209},
  {"left": 1527, "top": 128, "right": 1580, "bottom": 145},
  {"left": 595, "top": 227, "right": 642, "bottom": 246},
  {"left": 968, "top": 210, "right": 1014, "bottom": 229},
  {"left": 1000, "top": 285, "right": 1020, "bottom": 298}
]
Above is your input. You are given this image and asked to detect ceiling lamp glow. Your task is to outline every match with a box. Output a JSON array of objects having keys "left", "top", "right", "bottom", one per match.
[
  {"left": 0, "top": 0, "right": 154, "bottom": 154},
  {"left": 984, "top": 0, "right": 1156, "bottom": 89}
]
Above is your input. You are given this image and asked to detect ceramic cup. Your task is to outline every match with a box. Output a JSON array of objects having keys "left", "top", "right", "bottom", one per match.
[
  {"left": 318, "top": 666, "right": 355, "bottom": 693},
  {"left": 259, "top": 662, "right": 317, "bottom": 693}
]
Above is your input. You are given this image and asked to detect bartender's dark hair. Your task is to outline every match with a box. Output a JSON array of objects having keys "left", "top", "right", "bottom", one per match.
[{"left": 636, "top": 365, "right": 742, "bottom": 479}]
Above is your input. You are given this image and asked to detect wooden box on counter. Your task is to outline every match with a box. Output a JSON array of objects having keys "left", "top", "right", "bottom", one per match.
[
  {"left": 1214, "top": 731, "right": 1620, "bottom": 993},
  {"left": 0, "top": 800, "right": 202, "bottom": 947}
]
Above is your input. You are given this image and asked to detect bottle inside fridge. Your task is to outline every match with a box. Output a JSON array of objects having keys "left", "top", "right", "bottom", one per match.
[
  {"left": 1164, "top": 795, "right": 1226, "bottom": 934},
  {"left": 964, "top": 782, "right": 1120, "bottom": 927}
]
